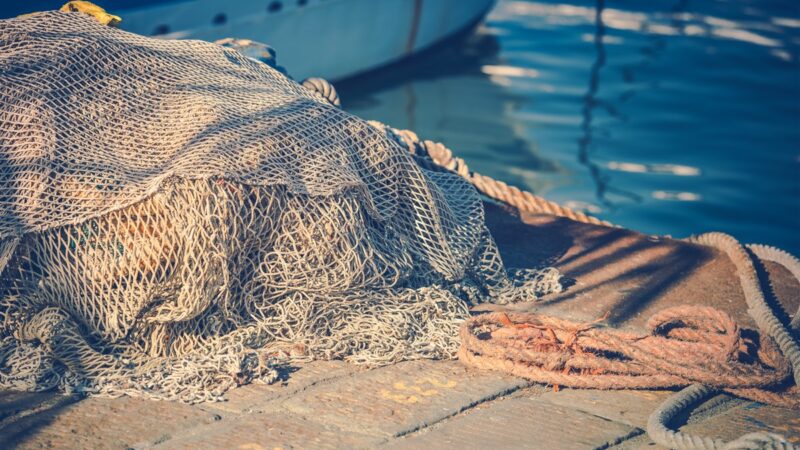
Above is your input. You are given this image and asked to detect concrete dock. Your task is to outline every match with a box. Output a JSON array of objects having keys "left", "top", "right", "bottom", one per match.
[{"left": 2, "top": 204, "right": 798, "bottom": 449}]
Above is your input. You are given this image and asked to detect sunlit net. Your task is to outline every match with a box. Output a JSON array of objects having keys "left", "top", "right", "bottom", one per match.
[{"left": 0, "top": 11, "right": 561, "bottom": 402}]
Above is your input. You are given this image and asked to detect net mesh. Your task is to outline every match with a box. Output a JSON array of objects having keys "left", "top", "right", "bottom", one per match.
[{"left": 0, "top": 11, "right": 562, "bottom": 402}]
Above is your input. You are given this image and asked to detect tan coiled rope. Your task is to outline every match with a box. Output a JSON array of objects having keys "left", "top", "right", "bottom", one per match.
[
  {"left": 387, "top": 127, "right": 614, "bottom": 227},
  {"left": 459, "top": 307, "right": 797, "bottom": 407}
]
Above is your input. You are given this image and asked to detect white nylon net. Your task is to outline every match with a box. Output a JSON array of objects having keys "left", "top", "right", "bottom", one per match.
[{"left": 0, "top": 11, "right": 562, "bottom": 402}]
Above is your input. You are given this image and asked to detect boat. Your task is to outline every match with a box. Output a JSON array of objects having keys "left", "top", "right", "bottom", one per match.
[{"left": 0, "top": 0, "right": 495, "bottom": 81}]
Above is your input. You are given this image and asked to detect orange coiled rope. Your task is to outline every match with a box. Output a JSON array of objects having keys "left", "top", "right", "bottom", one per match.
[{"left": 459, "top": 306, "right": 798, "bottom": 409}]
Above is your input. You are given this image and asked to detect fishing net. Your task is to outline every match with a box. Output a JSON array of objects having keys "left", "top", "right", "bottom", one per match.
[{"left": 0, "top": 11, "right": 562, "bottom": 402}]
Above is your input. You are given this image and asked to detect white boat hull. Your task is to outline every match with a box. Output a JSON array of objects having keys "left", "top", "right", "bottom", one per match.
[{"left": 117, "top": 0, "right": 495, "bottom": 81}]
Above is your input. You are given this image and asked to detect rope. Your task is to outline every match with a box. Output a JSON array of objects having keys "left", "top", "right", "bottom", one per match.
[
  {"left": 459, "top": 307, "right": 797, "bottom": 405},
  {"left": 301, "top": 77, "right": 341, "bottom": 107},
  {"left": 646, "top": 384, "right": 723, "bottom": 450},
  {"left": 747, "top": 244, "right": 800, "bottom": 332},
  {"left": 382, "top": 127, "right": 614, "bottom": 227}
]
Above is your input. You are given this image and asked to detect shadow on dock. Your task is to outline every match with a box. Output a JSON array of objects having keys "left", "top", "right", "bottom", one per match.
[{"left": 0, "top": 391, "right": 83, "bottom": 448}]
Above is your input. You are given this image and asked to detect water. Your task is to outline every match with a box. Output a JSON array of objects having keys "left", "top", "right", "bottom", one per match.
[{"left": 338, "top": 0, "right": 800, "bottom": 256}]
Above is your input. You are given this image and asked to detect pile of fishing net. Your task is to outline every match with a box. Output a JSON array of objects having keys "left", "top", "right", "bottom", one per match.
[{"left": 0, "top": 11, "right": 563, "bottom": 402}]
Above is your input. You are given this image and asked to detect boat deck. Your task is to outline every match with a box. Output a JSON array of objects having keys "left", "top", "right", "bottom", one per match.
[{"left": 2, "top": 204, "right": 798, "bottom": 449}]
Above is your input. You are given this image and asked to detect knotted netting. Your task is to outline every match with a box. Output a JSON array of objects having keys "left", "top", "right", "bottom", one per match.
[{"left": 0, "top": 11, "right": 562, "bottom": 402}]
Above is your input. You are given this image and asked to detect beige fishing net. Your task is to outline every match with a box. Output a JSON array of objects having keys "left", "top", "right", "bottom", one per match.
[{"left": 0, "top": 11, "right": 562, "bottom": 402}]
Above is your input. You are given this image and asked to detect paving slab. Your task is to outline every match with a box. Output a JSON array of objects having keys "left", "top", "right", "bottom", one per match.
[
  {"left": 537, "top": 388, "right": 674, "bottom": 429},
  {"left": 281, "top": 359, "right": 530, "bottom": 437},
  {"left": 2, "top": 395, "right": 223, "bottom": 449},
  {"left": 201, "top": 360, "right": 358, "bottom": 414},
  {"left": 382, "top": 395, "right": 641, "bottom": 450},
  {"left": 151, "top": 410, "right": 380, "bottom": 450}
]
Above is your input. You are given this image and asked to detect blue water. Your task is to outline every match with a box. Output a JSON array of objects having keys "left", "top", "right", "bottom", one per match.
[{"left": 338, "top": 0, "right": 800, "bottom": 255}]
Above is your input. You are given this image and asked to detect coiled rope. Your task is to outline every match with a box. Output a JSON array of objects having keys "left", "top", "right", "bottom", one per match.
[{"left": 459, "top": 305, "right": 798, "bottom": 403}]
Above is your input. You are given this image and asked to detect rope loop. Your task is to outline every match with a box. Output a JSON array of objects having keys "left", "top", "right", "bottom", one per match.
[{"left": 302, "top": 77, "right": 341, "bottom": 107}]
